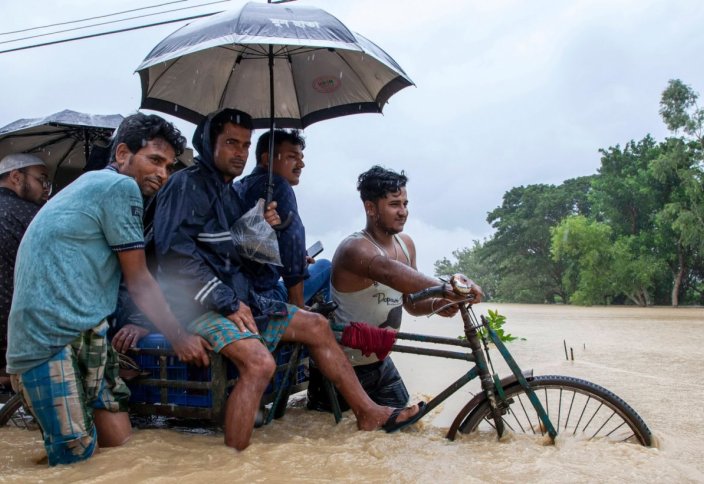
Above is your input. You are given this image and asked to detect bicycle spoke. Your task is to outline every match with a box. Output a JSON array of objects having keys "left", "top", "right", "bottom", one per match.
[
  {"left": 508, "top": 405, "right": 527, "bottom": 434},
  {"left": 582, "top": 402, "right": 604, "bottom": 433},
  {"left": 620, "top": 432, "right": 637, "bottom": 443},
  {"left": 605, "top": 420, "right": 627, "bottom": 438},
  {"left": 564, "top": 390, "right": 576, "bottom": 431},
  {"left": 462, "top": 376, "right": 651, "bottom": 447},
  {"left": 501, "top": 415, "right": 517, "bottom": 433},
  {"left": 517, "top": 393, "right": 537, "bottom": 435},
  {"left": 589, "top": 409, "right": 616, "bottom": 440},
  {"left": 572, "top": 395, "right": 591, "bottom": 436}
]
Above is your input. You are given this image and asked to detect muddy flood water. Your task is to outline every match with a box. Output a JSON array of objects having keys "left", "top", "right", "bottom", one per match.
[{"left": 1, "top": 304, "right": 703, "bottom": 482}]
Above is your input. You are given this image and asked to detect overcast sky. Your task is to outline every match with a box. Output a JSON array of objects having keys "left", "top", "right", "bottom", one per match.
[{"left": 2, "top": 0, "right": 704, "bottom": 274}]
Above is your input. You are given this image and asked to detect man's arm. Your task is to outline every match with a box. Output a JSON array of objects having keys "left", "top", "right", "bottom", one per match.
[
  {"left": 334, "top": 236, "right": 481, "bottom": 316},
  {"left": 117, "top": 249, "right": 211, "bottom": 366},
  {"left": 270, "top": 183, "right": 309, "bottom": 295},
  {"left": 287, "top": 280, "right": 305, "bottom": 308}
]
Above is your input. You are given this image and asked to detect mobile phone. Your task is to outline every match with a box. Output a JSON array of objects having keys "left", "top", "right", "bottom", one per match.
[{"left": 306, "top": 240, "right": 324, "bottom": 258}]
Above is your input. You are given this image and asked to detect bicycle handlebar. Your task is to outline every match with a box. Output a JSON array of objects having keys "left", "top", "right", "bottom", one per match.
[
  {"left": 407, "top": 274, "right": 478, "bottom": 305},
  {"left": 407, "top": 285, "right": 446, "bottom": 304}
]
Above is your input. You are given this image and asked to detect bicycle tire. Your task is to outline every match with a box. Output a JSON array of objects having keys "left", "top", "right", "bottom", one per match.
[
  {"left": 0, "top": 393, "right": 23, "bottom": 426},
  {"left": 459, "top": 375, "right": 652, "bottom": 446}
]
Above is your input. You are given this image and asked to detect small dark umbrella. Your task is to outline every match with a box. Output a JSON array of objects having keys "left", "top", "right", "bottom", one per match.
[
  {"left": 137, "top": 1, "right": 413, "bottom": 206},
  {"left": 0, "top": 109, "right": 123, "bottom": 192}
]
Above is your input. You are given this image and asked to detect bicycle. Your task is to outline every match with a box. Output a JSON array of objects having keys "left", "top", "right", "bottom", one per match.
[
  {"left": 334, "top": 274, "right": 652, "bottom": 445},
  {"left": 0, "top": 389, "right": 35, "bottom": 430},
  {"left": 1, "top": 274, "right": 652, "bottom": 447}
]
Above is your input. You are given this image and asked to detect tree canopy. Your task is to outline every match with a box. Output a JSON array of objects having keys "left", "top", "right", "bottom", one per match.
[{"left": 436, "top": 79, "right": 704, "bottom": 306}]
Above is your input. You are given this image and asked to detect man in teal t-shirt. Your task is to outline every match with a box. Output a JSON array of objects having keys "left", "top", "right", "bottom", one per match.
[{"left": 6, "top": 113, "right": 210, "bottom": 467}]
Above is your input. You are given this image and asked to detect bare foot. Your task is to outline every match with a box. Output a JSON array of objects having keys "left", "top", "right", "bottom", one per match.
[{"left": 357, "top": 403, "right": 420, "bottom": 431}]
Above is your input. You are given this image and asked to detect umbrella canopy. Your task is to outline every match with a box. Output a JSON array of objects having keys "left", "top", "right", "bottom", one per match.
[
  {"left": 136, "top": 1, "right": 414, "bottom": 128},
  {"left": 0, "top": 109, "right": 123, "bottom": 192}
]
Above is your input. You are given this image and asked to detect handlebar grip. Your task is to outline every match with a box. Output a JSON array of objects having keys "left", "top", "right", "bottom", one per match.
[{"left": 407, "top": 285, "right": 445, "bottom": 304}]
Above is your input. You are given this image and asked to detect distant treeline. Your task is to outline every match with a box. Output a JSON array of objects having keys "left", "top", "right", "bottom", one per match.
[{"left": 435, "top": 79, "right": 704, "bottom": 307}]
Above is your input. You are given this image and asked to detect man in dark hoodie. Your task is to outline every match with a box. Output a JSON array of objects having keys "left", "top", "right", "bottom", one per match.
[{"left": 154, "top": 108, "right": 421, "bottom": 451}]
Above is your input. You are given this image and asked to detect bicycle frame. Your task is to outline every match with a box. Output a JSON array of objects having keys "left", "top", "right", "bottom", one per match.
[{"left": 333, "top": 303, "right": 558, "bottom": 442}]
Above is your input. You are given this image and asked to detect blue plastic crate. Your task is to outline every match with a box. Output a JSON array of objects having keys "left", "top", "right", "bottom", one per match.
[
  {"left": 127, "top": 334, "right": 309, "bottom": 408},
  {"left": 127, "top": 334, "right": 213, "bottom": 407}
]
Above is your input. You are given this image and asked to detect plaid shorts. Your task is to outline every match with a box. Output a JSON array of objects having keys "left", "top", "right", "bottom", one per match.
[
  {"left": 13, "top": 320, "right": 130, "bottom": 466},
  {"left": 187, "top": 307, "right": 298, "bottom": 353}
]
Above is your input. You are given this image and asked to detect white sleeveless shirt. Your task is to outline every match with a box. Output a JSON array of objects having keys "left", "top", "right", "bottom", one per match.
[{"left": 332, "top": 231, "right": 410, "bottom": 366}]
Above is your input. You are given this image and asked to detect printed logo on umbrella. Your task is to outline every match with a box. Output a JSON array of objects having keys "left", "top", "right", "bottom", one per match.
[{"left": 312, "top": 76, "right": 341, "bottom": 93}]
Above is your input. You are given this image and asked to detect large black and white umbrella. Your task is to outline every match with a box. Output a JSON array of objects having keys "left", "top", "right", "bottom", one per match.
[
  {"left": 0, "top": 109, "right": 123, "bottom": 191},
  {"left": 136, "top": 1, "right": 413, "bottom": 129}
]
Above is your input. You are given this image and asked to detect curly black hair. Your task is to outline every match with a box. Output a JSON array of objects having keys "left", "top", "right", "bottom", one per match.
[
  {"left": 110, "top": 113, "right": 187, "bottom": 162},
  {"left": 357, "top": 165, "right": 408, "bottom": 202}
]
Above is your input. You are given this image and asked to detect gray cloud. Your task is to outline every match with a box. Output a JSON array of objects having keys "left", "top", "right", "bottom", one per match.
[{"left": 2, "top": 0, "right": 703, "bottom": 274}]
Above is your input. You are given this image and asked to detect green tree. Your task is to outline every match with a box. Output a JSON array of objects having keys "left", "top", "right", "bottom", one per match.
[
  {"left": 481, "top": 177, "right": 593, "bottom": 303},
  {"left": 551, "top": 216, "right": 615, "bottom": 305},
  {"left": 434, "top": 240, "right": 499, "bottom": 300},
  {"left": 654, "top": 79, "right": 704, "bottom": 305},
  {"left": 590, "top": 136, "right": 665, "bottom": 236}
]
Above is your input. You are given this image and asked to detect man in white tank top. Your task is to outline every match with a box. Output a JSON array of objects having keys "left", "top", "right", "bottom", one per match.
[{"left": 307, "top": 166, "right": 483, "bottom": 412}]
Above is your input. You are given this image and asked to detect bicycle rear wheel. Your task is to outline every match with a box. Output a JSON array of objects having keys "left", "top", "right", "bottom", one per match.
[
  {"left": 459, "top": 375, "right": 651, "bottom": 446},
  {"left": 0, "top": 393, "right": 36, "bottom": 430}
]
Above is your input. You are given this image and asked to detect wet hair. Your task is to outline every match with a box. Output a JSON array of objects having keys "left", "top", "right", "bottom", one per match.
[
  {"left": 110, "top": 113, "right": 186, "bottom": 162},
  {"left": 209, "top": 108, "right": 254, "bottom": 145},
  {"left": 357, "top": 165, "right": 408, "bottom": 202},
  {"left": 255, "top": 129, "right": 306, "bottom": 164}
]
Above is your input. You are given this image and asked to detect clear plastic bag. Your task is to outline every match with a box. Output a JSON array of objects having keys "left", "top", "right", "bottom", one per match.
[{"left": 230, "top": 198, "right": 283, "bottom": 266}]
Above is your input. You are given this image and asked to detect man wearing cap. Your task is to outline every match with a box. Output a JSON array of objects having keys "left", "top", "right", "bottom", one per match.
[
  {"left": 0, "top": 154, "right": 50, "bottom": 388},
  {"left": 6, "top": 113, "right": 210, "bottom": 466}
]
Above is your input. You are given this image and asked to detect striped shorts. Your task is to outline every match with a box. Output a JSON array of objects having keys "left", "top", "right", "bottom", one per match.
[
  {"left": 188, "top": 307, "right": 298, "bottom": 353},
  {"left": 12, "top": 320, "right": 130, "bottom": 466}
]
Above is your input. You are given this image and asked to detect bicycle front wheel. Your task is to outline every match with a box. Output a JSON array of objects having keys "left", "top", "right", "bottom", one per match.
[{"left": 460, "top": 375, "right": 652, "bottom": 446}]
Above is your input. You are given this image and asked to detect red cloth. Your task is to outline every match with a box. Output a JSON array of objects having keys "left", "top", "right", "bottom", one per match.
[{"left": 340, "top": 322, "right": 398, "bottom": 360}]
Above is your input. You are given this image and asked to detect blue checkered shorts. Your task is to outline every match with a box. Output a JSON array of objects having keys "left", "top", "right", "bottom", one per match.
[
  {"left": 187, "top": 307, "right": 298, "bottom": 353},
  {"left": 13, "top": 320, "right": 130, "bottom": 466}
]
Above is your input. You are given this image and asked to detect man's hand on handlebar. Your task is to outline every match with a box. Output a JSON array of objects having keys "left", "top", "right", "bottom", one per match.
[
  {"left": 432, "top": 298, "right": 460, "bottom": 317},
  {"left": 443, "top": 274, "right": 484, "bottom": 303}
]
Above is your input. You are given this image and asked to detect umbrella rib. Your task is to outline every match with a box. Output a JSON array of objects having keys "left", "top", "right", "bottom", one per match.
[
  {"left": 217, "top": 54, "right": 241, "bottom": 110},
  {"left": 333, "top": 50, "right": 379, "bottom": 109},
  {"left": 54, "top": 138, "right": 80, "bottom": 171},
  {"left": 220, "top": 44, "right": 317, "bottom": 59},
  {"left": 1, "top": 130, "right": 72, "bottom": 139},
  {"left": 23, "top": 133, "right": 73, "bottom": 153},
  {"left": 146, "top": 58, "right": 181, "bottom": 101}
]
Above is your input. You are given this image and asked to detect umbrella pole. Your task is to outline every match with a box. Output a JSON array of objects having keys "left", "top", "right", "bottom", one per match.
[
  {"left": 265, "top": 44, "right": 293, "bottom": 231},
  {"left": 266, "top": 44, "right": 276, "bottom": 206}
]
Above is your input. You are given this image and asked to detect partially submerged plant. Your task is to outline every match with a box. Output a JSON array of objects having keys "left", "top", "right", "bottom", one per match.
[{"left": 459, "top": 309, "right": 523, "bottom": 343}]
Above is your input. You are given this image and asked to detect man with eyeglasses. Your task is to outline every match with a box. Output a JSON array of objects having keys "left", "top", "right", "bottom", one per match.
[{"left": 0, "top": 154, "right": 50, "bottom": 389}]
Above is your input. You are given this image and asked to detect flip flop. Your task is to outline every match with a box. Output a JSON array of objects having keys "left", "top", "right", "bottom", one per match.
[{"left": 383, "top": 401, "right": 427, "bottom": 433}]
